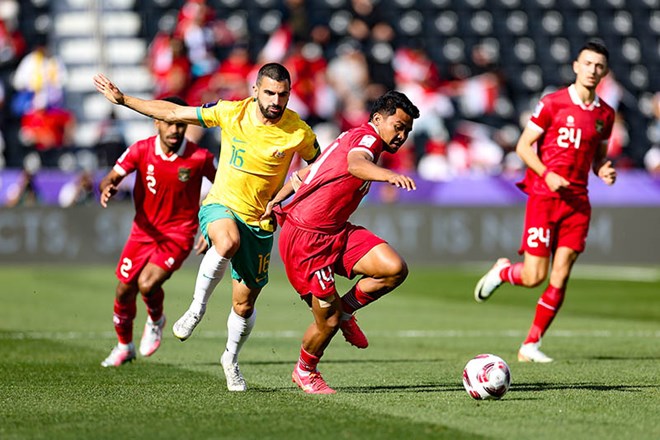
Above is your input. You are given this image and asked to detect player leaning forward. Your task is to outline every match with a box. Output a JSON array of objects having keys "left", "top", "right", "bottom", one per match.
[
  {"left": 93, "top": 63, "right": 321, "bottom": 390},
  {"left": 264, "top": 91, "right": 420, "bottom": 393},
  {"left": 474, "top": 40, "right": 617, "bottom": 363}
]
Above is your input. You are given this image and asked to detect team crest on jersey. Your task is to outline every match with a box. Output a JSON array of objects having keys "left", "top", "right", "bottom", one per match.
[
  {"left": 595, "top": 119, "right": 604, "bottom": 133},
  {"left": 272, "top": 149, "right": 286, "bottom": 159},
  {"left": 178, "top": 167, "right": 191, "bottom": 182}
]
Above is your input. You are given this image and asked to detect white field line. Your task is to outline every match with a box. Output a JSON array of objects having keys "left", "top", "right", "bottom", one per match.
[
  {"left": 569, "top": 265, "right": 660, "bottom": 282},
  {"left": 2, "top": 329, "right": 660, "bottom": 340}
]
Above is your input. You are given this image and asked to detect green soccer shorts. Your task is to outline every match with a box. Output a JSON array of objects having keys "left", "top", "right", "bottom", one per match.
[{"left": 198, "top": 203, "right": 274, "bottom": 288}]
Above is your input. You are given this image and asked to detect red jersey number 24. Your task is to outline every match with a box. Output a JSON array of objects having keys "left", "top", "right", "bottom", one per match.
[{"left": 557, "top": 127, "right": 582, "bottom": 149}]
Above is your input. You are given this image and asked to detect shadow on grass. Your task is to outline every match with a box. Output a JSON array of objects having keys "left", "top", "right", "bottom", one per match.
[
  {"left": 512, "top": 382, "right": 657, "bottom": 393},
  {"left": 586, "top": 355, "right": 660, "bottom": 361},
  {"left": 196, "top": 358, "right": 446, "bottom": 367},
  {"left": 254, "top": 382, "right": 659, "bottom": 395}
]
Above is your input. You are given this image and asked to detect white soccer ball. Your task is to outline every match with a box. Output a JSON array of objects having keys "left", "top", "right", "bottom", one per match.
[{"left": 462, "top": 353, "right": 511, "bottom": 400}]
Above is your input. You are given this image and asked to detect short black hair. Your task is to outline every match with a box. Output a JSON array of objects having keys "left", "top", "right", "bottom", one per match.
[
  {"left": 161, "top": 96, "right": 188, "bottom": 106},
  {"left": 369, "top": 91, "right": 420, "bottom": 120},
  {"left": 256, "top": 63, "right": 291, "bottom": 86},
  {"left": 578, "top": 40, "right": 609, "bottom": 62}
]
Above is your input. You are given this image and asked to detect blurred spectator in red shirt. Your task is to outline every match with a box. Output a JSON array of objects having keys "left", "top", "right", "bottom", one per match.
[
  {"left": 148, "top": 30, "right": 191, "bottom": 100},
  {"left": 19, "top": 104, "right": 75, "bottom": 167},
  {"left": 0, "top": 16, "right": 26, "bottom": 68},
  {"left": 174, "top": 0, "right": 220, "bottom": 78}
]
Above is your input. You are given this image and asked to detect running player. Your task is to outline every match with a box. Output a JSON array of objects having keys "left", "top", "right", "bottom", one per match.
[
  {"left": 99, "top": 96, "right": 216, "bottom": 367},
  {"left": 474, "top": 40, "right": 617, "bottom": 363}
]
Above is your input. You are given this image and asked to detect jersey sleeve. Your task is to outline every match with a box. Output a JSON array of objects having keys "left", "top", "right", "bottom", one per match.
[
  {"left": 197, "top": 99, "right": 237, "bottom": 129},
  {"left": 349, "top": 130, "right": 381, "bottom": 161},
  {"left": 601, "top": 109, "right": 615, "bottom": 141},
  {"left": 300, "top": 128, "right": 320, "bottom": 163},
  {"left": 113, "top": 142, "right": 141, "bottom": 176},
  {"left": 528, "top": 96, "right": 553, "bottom": 133}
]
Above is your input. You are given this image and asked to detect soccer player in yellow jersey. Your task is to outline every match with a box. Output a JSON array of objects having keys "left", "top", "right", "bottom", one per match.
[{"left": 94, "top": 63, "right": 320, "bottom": 391}]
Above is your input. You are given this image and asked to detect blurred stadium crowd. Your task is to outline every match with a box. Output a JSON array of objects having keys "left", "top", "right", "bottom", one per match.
[{"left": 1, "top": 0, "right": 660, "bottom": 207}]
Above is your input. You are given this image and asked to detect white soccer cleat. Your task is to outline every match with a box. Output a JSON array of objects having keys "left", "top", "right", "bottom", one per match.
[
  {"left": 221, "top": 351, "right": 247, "bottom": 392},
  {"left": 172, "top": 309, "right": 204, "bottom": 341},
  {"left": 474, "top": 258, "right": 511, "bottom": 303},
  {"left": 518, "top": 341, "right": 554, "bottom": 363},
  {"left": 139, "top": 315, "right": 166, "bottom": 357},
  {"left": 101, "top": 343, "right": 136, "bottom": 367}
]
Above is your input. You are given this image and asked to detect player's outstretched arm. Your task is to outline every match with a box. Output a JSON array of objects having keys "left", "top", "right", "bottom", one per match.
[
  {"left": 347, "top": 150, "right": 416, "bottom": 191},
  {"left": 93, "top": 73, "right": 200, "bottom": 125}
]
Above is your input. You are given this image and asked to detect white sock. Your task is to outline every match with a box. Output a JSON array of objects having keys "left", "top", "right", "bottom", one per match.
[
  {"left": 224, "top": 307, "right": 256, "bottom": 363},
  {"left": 190, "top": 246, "right": 230, "bottom": 315}
]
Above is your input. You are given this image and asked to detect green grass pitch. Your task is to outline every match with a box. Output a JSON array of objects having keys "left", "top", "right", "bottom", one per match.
[{"left": 1, "top": 263, "right": 659, "bottom": 439}]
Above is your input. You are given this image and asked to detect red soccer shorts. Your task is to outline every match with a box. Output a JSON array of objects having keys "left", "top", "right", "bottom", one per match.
[
  {"left": 115, "top": 235, "right": 192, "bottom": 284},
  {"left": 519, "top": 194, "right": 591, "bottom": 257},
  {"left": 278, "top": 221, "right": 386, "bottom": 299}
]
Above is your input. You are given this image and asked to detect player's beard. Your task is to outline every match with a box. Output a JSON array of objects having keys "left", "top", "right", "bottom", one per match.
[{"left": 257, "top": 100, "right": 284, "bottom": 121}]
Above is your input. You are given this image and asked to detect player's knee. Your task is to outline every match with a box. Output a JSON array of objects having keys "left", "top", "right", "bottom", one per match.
[
  {"left": 381, "top": 258, "right": 408, "bottom": 287},
  {"left": 232, "top": 301, "right": 254, "bottom": 317},
  {"left": 137, "top": 275, "right": 160, "bottom": 296},
  {"left": 210, "top": 230, "right": 240, "bottom": 256}
]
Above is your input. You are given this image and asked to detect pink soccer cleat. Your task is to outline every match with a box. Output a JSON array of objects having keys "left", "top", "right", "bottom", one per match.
[
  {"left": 340, "top": 315, "right": 368, "bottom": 349},
  {"left": 292, "top": 368, "right": 336, "bottom": 394}
]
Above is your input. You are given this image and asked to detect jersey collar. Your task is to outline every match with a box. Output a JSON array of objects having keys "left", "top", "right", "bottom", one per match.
[
  {"left": 155, "top": 136, "right": 187, "bottom": 161},
  {"left": 568, "top": 84, "right": 601, "bottom": 110}
]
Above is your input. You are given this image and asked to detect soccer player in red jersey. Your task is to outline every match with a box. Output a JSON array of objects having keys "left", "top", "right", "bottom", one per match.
[
  {"left": 99, "top": 96, "right": 217, "bottom": 367},
  {"left": 264, "top": 91, "right": 420, "bottom": 393},
  {"left": 474, "top": 40, "right": 617, "bottom": 363}
]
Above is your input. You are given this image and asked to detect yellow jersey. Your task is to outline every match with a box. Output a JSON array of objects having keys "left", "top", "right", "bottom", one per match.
[{"left": 197, "top": 98, "right": 319, "bottom": 231}]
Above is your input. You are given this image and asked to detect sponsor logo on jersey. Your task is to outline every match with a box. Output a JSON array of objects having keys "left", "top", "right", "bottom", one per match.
[
  {"left": 178, "top": 167, "right": 191, "bottom": 182},
  {"left": 232, "top": 136, "right": 246, "bottom": 144},
  {"left": 271, "top": 149, "right": 286, "bottom": 159},
  {"left": 165, "top": 257, "right": 175, "bottom": 268},
  {"left": 359, "top": 135, "right": 377, "bottom": 148},
  {"left": 595, "top": 119, "right": 604, "bottom": 133},
  {"left": 202, "top": 101, "right": 218, "bottom": 108},
  {"left": 566, "top": 115, "right": 575, "bottom": 127}
]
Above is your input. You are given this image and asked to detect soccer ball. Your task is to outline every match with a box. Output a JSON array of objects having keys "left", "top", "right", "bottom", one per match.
[{"left": 462, "top": 354, "right": 511, "bottom": 400}]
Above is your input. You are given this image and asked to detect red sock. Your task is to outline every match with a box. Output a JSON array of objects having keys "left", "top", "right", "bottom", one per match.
[
  {"left": 141, "top": 287, "right": 164, "bottom": 322},
  {"left": 524, "top": 285, "right": 565, "bottom": 344},
  {"left": 341, "top": 283, "right": 378, "bottom": 314},
  {"left": 298, "top": 346, "right": 321, "bottom": 372},
  {"left": 500, "top": 262, "right": 523, "bottom": 285},
  {"left": 113, "top": 298, "right": 136, "bottom": 344}
]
